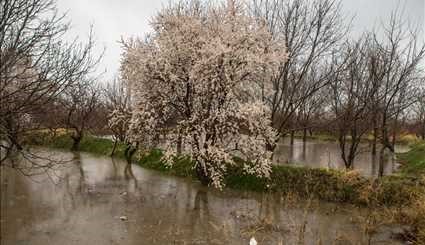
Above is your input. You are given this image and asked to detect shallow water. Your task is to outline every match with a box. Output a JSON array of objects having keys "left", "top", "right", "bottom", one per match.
[
  {"left": 1, "top": 150, "right": 404, "bottom": 244},
  {"left": 107, "top": 134, "right": 407, "bottom": 176},
  {"left": 273, "top": 138, "right": 409, "bottom": 176}
]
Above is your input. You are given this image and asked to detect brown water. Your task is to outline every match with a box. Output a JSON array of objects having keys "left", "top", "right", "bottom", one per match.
[
  {"left": 273, "top": 138, "right": 410, "bottom": 176},
  {"left": 1, "top": 150, "right": 405, "bottom": 244}
]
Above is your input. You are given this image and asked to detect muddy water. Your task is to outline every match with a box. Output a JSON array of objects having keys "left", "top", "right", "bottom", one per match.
[
  {"left": 273, "top": 138, "right": 409, "bottom": 176},
  {"left": 1, "top": 150, "right": 404, "bottom": 244}
]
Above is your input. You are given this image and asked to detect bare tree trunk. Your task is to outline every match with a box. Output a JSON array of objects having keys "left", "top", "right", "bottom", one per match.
[
  {"left": 341, "top": 151, "right": 355, "bottom": 170},
  {"left": 381, "top": 125, "right": 395, "bottom": 153},
  {"left": 339, "top": 136, "right": 356, "bottom": 170},
  {"left": 290, "top": 131, "right": 295, "bottom": 145},
  {"left": 372, "top": 115, "right": 378, "bottom": 155},
  {"left": 378, "top": 146, "right": 386, "bottom": 177},
  {"left": 372, "top": 128, "right": 378, "bottom": 155},
  {"left": 348, "top": 153, "right": 355, "bottom": 170}
]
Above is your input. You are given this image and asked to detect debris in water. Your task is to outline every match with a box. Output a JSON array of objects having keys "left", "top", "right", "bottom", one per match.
[
  {"left": 249, "top": 237, "right": 257, "bottom": 245},
  {"left": 120, "top": 191, "right": 128, "bottom": 196},
  {"left": 120, "top": 216, "right": 128, "bottom": 221}
]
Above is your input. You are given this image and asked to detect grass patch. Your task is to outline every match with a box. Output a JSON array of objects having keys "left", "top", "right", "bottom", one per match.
[
  {"left": 137, "top": 150, "right": 194, "bottom": 178},
  {"left": 398, "top": 142, "right": 425, "bottom": 177},
  {"left": 226, "top": 165, "right": 423, "bottom": 207},
  {"left": 25, "top": 132, "right": 127, "bottom": 158}
]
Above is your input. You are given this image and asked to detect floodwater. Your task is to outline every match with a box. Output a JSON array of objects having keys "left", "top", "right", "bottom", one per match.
[
  {"left": 106, "top": 134, "right": 408, "bottom": 176},
  {"left": 1, "top": 150, "right": 405, "bottom": 245},
  {"left": 273, "top": 138, "right": 410, "bottom": 176}
]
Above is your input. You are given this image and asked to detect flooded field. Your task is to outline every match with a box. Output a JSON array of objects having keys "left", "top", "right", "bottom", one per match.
[
  {"left": 273, "top": 138, "right": 410, "bottom": 176},
  {"left": 0, "top": 150, "right": 406, "bottom": 244},
  {"left": 153, "top": 134, "right": 409, "bottom": 177}
]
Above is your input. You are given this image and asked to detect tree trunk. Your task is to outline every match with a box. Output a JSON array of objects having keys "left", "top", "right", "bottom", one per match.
[
  {"left": 290, "top": 131, "right": 295, "bottom": 145},
  {"left": 110, "top": 140, "right": 118, "bottom": 156},
  {"left": 195, "top": 162, "right": 211, "bottom": 186},
  {"left": 7, "top": 135, "right": 23, "bottom": 151},
  {"left": 265, "top": 141, "right": 276, "bottom": 152},
  {"left": 71, "top": 137, "right": 81, "bottom": 151},
  {"left": 71, "top": 132, "right": 82, "bottom": 151},
  {"left": 176, "top": 134, "right": 182, "bottom": 155},
  {"left": 342, "top": 159, "right": 350, "bottom": 170},
  {"left": 372, "top": 124, "right": 378, "bottom": 155},
  {"left": 342, "top": 154, "right": 354, "bottom": 170},
  {"left": 340, "top": 143, "right": 354, "bottom": 170},
  {"left": 378, "top": 146, "right": 386, "bottom": 177}
]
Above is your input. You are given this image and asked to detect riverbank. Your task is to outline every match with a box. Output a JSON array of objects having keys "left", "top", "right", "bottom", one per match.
[
  {"left": 398, "top": 142, "right": 425, "bottom": 177},
  {"left": 26, "top": 132, "right": 425, "bottom": 243},
  {"left": 27, "top": 133, "right": 422, "bottom": 203}
]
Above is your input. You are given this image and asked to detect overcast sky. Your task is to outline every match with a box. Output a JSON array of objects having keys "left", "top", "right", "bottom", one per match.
[{"left": 56, "top": 0, "right": 425, "bottom": 80}]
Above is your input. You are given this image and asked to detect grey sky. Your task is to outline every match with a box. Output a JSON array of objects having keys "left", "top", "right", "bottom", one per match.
[{"left": 56, "top": 0, "right": 425, "bottom": 80}]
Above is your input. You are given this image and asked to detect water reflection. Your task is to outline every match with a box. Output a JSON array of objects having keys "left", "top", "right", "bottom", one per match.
[
  {"left": 1, "top": 150, "right": 404, "bottom": 244},
  {"left": 273, "top": 138, "right": 409, "bottom": 176}
]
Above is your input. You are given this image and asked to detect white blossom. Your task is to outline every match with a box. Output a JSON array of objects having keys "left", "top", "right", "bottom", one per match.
[{"left": 121, "top": 0, "right": 287, "bottom": 188}]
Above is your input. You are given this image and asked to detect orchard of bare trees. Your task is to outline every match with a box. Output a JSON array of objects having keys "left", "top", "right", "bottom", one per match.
[{"left": 0, "top": 0, "right": 102, "bottom": 168}]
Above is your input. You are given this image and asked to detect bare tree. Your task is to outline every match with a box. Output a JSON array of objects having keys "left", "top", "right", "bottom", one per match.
[
  {"left": 412, "top": 86, "right": 425, "bottom": 140},
  {"left": 329, "top": 37, "right": 374, "bottom": 169},
  {"left": 60, "top": 81, "right": 101, "bottom": 150},
  {"left": 37, "top": 101, "right": 63, "bottom": 136},
  {"left": 295, "top": 69, "right": 330, "bottom": 142},
  {"left": 0, "top": 0, "right": 99, "bottom": 164},
  {"left": 367, "top": 12, "right": 425, "bottom": 176},
  {"left": 328, "top": 10, "right": 424, "bottom": 173},
  {"left": 250, "top": 0, "right": 349, "bottom": 151}
]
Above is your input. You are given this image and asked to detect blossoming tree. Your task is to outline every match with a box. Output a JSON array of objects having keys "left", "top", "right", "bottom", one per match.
[
  {"left": 105, "top": 78, "right": 133, "bottom": 156},
  {"left": 121, "top": 0, "right": 287, "bottom": 188}
]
